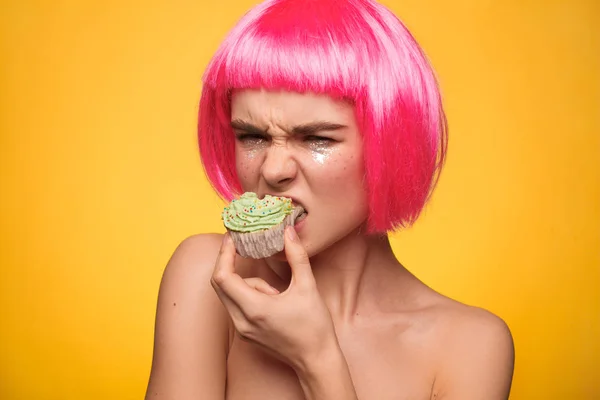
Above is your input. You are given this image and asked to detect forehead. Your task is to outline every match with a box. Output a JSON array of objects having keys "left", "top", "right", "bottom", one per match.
[{"left": 230, "top": 89, "right": 355, "bottom": 127}]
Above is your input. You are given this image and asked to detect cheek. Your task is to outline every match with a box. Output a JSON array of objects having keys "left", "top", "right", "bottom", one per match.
[
  {"left": 314, "top": 154, "right": 366, "bottom": 197},
  {"left": 335, "top": 156, "right": 369, "bottom": 215},
  {"left": 328, "top": 153, "right": 363, "bottom": 182},
  {"left": 235, "top": 151, "right": 261, "bottom": 185}
]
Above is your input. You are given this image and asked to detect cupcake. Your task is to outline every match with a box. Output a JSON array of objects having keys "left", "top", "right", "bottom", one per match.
[{"left": 221, "top": 192, "right": 305, "bottom": 259}]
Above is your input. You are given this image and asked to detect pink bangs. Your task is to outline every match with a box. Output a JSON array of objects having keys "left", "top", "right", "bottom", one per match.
[{"left": 198, "top": 0, "right": 448, "bottom": 233}]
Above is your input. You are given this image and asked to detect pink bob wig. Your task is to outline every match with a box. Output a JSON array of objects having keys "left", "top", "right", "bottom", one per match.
[{"left": 198, "top": 0, "right": 448, "bottom": 233}]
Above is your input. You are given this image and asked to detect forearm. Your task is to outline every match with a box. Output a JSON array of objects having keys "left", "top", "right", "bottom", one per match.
[{"left": 294, "top": 343, "right": 359, "bottom": 400}]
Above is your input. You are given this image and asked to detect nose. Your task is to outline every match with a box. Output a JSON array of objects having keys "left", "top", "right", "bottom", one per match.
[{"left": 260, "top": 143, "right": 297, "bottom": 189}]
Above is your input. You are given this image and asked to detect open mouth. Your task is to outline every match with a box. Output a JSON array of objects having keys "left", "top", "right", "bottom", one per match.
[
  {"left": 288, "top": 197, "right": 306, "bottom": 216},
  {"left": 295, "top": 209, "right": 308, "bottom": 222},
  {"left": 291, "top": 203, "right": 308, "bottom": 225}
]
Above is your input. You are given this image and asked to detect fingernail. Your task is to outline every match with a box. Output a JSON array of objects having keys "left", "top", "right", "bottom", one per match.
[{"left": 286, "top": 226, "right": 298, "bottom": 242}]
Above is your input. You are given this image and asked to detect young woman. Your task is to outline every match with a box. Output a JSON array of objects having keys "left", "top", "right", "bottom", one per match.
[{"left": 146, "top": 0, "right": 515, "bottom": 399}]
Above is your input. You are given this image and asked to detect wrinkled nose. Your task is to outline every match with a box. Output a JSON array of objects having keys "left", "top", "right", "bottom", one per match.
[{"left": 260, "top": 144, "right": 297, "bottom": 189}]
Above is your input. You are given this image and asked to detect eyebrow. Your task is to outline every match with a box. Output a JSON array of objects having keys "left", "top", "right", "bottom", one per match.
[{"left": 230, "top": 119, "right": 347, "bottom": 136}]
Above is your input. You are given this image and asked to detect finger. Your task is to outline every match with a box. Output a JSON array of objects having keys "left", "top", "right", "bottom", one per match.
[
  {"left": 284, "top": 226, "right": 315, "bottom": 289},
  {"left": 244, "top": 277, "right": 280, "bottom": 295},
  {"left": 211, "top": 233, "right": 259, "bottom": 305},
  {"left": 212, "top": 283, "right": 255, "bottom": 341},
  {"left": 211, "top": 280, "right": 247, "bottom": 322},
  {"left": 212, "top": 233, "right": 237, "bottom": 278}
]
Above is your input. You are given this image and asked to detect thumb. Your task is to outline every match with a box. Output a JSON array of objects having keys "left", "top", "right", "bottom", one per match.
[
  {"left": 244, "top": 277, "right": 280, "bottom": 296},
  {"left": 284, "top": 226, "right": 315, "bottom": 289}
]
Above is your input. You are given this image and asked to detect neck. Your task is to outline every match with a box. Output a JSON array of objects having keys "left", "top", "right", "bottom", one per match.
[{"left": 267, "top": 229, "right": 414, "bottom": 323}]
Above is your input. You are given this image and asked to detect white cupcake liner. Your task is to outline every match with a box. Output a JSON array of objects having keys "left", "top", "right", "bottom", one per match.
[{"left": 229, "top": 206, "right": 304, "bottom": 259}]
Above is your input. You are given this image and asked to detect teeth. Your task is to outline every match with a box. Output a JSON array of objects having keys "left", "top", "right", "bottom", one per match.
[
  {"left": 291, "top": 206, "right": 307, "bottom": 224},
  {"left": 296, "top": 211, "right": 307, "bottom": 221}
]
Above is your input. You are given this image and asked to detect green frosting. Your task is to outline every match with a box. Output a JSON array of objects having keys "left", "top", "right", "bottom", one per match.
[{"left": 221, "top": 192, "right": 293, "bottom": 232}]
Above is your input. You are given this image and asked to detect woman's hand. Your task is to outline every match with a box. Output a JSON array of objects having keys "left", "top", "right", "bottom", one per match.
[{"left": 210, "top": 226, "right": 337, "bottom": 372}]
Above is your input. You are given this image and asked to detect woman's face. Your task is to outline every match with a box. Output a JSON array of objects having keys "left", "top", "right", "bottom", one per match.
[{"left": 231, "top": 89, "right": 369, "bottom": 257}]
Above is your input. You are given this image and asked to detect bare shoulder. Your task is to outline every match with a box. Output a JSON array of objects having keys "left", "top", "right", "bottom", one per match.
[
  {"left": 165, "top": 233, "right": 224, "bottom": 272},
  {"left": 439, "top": 299, "right": 513, "bottom": 348},
  {"left": 155, "top": 233, "right": 226, "bottom": 311},
  {"left": 432, "top": 297, "right": 515, "bottom": 399},
  {"left": 146, "top": 233, "right": 230, "bottom": 400}
]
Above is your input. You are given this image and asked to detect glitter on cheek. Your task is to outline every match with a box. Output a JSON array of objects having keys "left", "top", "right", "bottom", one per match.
[
  {"left": 309, "top": 144, "right": 334, "bottom": 165},
  {"left": 313, "top": 152, "right": 327, "bottom": 164},
  {"left": 245, "top": 148, "right": 260, "bottom": 160},
  {"left": 239, "top": 139, "right": 270, "bottom": 161}
]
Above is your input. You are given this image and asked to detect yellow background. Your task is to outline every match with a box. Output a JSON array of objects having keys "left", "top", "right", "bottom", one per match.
[{"left": 1, "top": 0, "right": 598, "bottom": 398}]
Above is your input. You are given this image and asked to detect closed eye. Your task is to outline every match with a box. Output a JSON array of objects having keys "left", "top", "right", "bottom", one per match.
[
  {"left": 235, "top": 133, "right": 268, "bottom": 143},
  {"left": 304, "top": 135, "right": 335, "bottom": 144}
]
